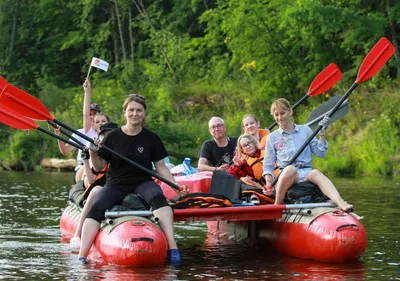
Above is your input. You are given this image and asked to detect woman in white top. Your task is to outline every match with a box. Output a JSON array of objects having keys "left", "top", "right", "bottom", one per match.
[{"left": 263, "top": 98, "right": 353, "bottom": 212}]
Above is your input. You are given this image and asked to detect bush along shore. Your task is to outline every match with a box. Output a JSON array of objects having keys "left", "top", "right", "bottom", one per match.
[{"left": 1, "top": 85, "right": 399, "bottom": 177}]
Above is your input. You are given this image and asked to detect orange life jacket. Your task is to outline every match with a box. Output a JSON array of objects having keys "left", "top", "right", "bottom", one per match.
[
  {"left": 258, "top": 129, "right": 269, "bottom": 149},
  {"left": 83, "top": 164, "right": 107, "bottom": 199},
  {"left": 245, "top": 149, "right": 265, "bottom": 181},
  {"left": 245, "top": 149, "right": 279, "bottom": 179},
  {"left": 93, "top": 164, "right": 107, "bottom": 184}
]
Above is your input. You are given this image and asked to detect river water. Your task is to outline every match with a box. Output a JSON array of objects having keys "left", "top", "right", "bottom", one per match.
[{"left": 0, "top": 171, "right": 399, "bottom": 280}]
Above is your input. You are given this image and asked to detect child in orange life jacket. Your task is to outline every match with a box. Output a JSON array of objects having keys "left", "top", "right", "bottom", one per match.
[
  {"left": 69, "top": 122, "right": 118, "bottom": 251},
  {"left": 227, "top": 134, "right": 281, "bottom": 188},
  {"left": 227, "top": 134, "right": 265, "bottom": 187}
]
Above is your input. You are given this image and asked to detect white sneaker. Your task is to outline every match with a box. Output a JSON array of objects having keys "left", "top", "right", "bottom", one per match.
[
  {"left": 250, "top": 194, "right": 260, "bottom": 205},
  {"left": 70, "top": 236, "right": 81, "bottom": 252}
]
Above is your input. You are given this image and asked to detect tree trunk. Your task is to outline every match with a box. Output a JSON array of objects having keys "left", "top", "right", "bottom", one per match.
[
  {"left": 203, "top": 0, "right": 209, "bottom": 10},
  {"left": 40, "top": 158, "right": 77, "bottom": 172},
  {"left": 128, "top": 7, "right": 135, "bottom": 62},
  {"left": 112, "top": 0, "right": 127, "bottom": 62},
  {"left": 389, "top": 25, "right": 400, "bottom": 78},
  {"left": 9, "top": 0, "right": 18, "bottom": 61},
  {"left": 132, "top": 0, "right": 174, "bottom": 72},
  {"left": 386, "top": 0, "right": 400, "bottom": 78},
  {"left": 111, "top": 6, "right": 120, "bottom": 64}
]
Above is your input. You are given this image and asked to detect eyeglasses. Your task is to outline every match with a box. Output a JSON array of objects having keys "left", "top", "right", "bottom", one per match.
[
  {"left": 209, "top": 123, "right": 225, "bottom": 130},
  {"left": 241, "top": 142, "right": 253, "bottom": 149},
  {"left": 128, "top": 93, "right": 146, "bottom": 102}
]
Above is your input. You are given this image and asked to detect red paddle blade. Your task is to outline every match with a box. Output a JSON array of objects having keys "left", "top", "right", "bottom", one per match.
[
  {"left": 0, "top": 76, "right": 8, "bottom": 91},
  {"left": 307, "top": 63, "right": 342, "bottom": 96},
  {"left": 0, "top": 84, "right": 54, "bottom": 121},
  {"left": 0, "top": 106, "right": 39, "bottom": 130},
  {"left": 356, "top": 37, "right": 395, "bottom": 84}
]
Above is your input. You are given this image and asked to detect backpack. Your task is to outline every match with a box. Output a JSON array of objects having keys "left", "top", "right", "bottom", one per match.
[
  {"left": 170, "top": 192, "right": 232, "bottom": 209},
  {"left": 285, "top": 181, "right": 328, "bottom": 204},
  {"left": 208, "top": 170, "right": 243, "bottom": 200}
]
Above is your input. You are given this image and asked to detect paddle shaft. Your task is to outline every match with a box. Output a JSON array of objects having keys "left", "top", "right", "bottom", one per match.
[
  {"left": 1, "top": 90, "right": 182, "bottom": 192},
  {"left": 37, "top": 127, "right": 84, "bottom": 150},
  {"left": 52, "top": 118, "right": 181, "bottom": 191},
  {"left": 267, "top": 95, "right": 309, "bottom": 131},
  {"left": 0, "top": 106, "right": 84, "bottom": 150},
  {"left": 47, "top": 121, "right": 86, "bottom": 148},
  {"left": 1, "top": 93, "right": 84, "bottom": 148},
  {"left": 266, "top": 63, "right": 342, "bottom": 131},
  {"left": 271, "top": 83, "right": 357, "bottom": 186}
]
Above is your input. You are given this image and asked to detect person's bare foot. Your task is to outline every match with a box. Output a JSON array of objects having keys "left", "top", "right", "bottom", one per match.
[{"left": 338, "top": 201, "right": 354, "bottom": 212}]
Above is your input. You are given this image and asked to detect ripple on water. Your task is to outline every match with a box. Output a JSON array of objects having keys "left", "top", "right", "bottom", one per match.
[{"left": 0, "top": 172, "right": 399, "bottom": 280}]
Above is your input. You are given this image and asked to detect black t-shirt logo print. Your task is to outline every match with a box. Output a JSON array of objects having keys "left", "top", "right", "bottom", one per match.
[{"left": 138, "top": 147, "right": 144, "bottom": 153}]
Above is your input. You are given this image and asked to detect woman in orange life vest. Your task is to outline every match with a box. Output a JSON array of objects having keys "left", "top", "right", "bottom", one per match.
[
  {"left": 241, "top": 114, "right": 269, "bottom": 149},
  {"left": 69, "top": 122, "right": 118, "bottom": 251}
]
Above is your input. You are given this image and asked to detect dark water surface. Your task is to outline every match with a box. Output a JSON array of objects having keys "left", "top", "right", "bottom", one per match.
[{"left": 0, "top": 172, "right": 399, "bottom": 280}]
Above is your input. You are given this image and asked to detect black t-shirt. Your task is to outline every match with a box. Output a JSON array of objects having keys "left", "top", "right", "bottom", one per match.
[
  {"left": 199, "top": 136, "right": 238, "bottom": 167},
  {"left": 97, "top": 127, "right": 167, "bottom": 186}
]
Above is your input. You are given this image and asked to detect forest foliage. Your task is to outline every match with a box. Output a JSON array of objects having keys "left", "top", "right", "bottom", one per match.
[{"left": 0, "top": 0, "right": 399, "bottom": 176}]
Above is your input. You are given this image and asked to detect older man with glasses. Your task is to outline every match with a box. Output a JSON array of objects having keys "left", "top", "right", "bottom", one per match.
[{"left": 198, "top": 116, "right": 238, "bottom": 172}]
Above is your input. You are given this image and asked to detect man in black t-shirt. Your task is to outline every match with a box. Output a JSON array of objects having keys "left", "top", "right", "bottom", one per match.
[{"left": 198, "top": 116, "right": 238, "bottom": 172}]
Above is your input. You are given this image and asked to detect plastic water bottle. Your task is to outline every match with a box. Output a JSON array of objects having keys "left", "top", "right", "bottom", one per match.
[{"left": 183, "top": 158, "right": 192, "bottom": 174}]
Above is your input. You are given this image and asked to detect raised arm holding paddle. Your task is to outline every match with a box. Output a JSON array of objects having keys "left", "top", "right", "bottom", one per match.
[
  {"left": 263, "top": 37, "right": 395, "bottom": 211},
  {"left": 263, "top": 98, "right": 353, "bottom": 211}
]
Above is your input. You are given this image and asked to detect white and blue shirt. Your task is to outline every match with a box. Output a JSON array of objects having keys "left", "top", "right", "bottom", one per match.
[{"left": 262, "top": 124, "right": 328, "bottom": 178}]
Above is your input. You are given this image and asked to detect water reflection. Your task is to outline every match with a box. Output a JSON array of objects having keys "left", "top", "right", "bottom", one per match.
[
  {"left": 278, "top": 257, "right": 365, "bottom": 281},
  {"left": 74, "top": 266, "right": 179, "bottom": 281},
  {"left": 0, "top": 172, "right": 399, "bottom": 281},
  {"left": 178, "top": 231, "right": 367, "bottom": 281}
]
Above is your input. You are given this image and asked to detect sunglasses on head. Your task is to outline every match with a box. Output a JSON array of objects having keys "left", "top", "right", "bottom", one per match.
[{"left": 128, "top": 94, "right": 146, "bottom": 102}]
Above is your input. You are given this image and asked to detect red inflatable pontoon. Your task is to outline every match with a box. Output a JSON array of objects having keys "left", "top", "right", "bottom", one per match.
[
  {"left": 60, "top": 204, "right": 168, "bottom": 267},
  {"left": 160, "top": 172, "right": 367, "bottom": 263},
  {"left": 60, "top": 172, "right": 367, "bottom": 265}
]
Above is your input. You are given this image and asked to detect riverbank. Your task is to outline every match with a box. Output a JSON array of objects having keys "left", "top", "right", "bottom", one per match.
[
  {"left": 0, "top": 86, "right": 399, "bottom": 176},
  {"left": 0, "top": 158, "right": 77, "bottom": 172}
]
